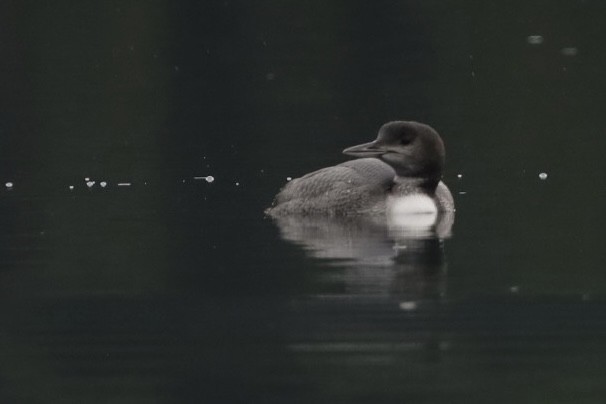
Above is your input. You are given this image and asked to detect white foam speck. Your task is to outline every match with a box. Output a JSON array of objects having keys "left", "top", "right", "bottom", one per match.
[
  {"left": 539, "top": 172, "right": 548, "bottom": 180},
  {"left": 117, "top": 183, "right": 131, "bottom": 187},
  {"left": 69, "top": 185, "right": 74, "bottom": 190},
  {"left": 286, "top": 177, "right": 292, "bottom": 181},
  {"left": 84, "top": 177, "right": 90, "bottom": 181},
  {"left": 86, "top": 181, "right": 95, "bottom": 188},
  {"left": 561, "top": 47, "right": 578, "bottom": 56},
  {"left": 527, "top": 35, "right": 544, "bottom": 45},
  {"left": 100, "top": 181, "right": 107, "bottom": 188},
  {"left": 5, "top": 182, "right": 13, "bottom": 188},
  {"left": 195, "top": 176, "right": 215, "bottom": 183},
  {"left": 457, "top": 174, "right": 463, "bottom": 179},
  {"left": 399, "top": 301, "right": 417, "bottom": 311},
  {"left": 459, "top": 191, "right": 467, "bottom": 195},
  {"left": 510, "top": 286, "right": 520, "bottom": 293},
  {"left": 235, "top": 182, "right": 240, "bottom": 186}
]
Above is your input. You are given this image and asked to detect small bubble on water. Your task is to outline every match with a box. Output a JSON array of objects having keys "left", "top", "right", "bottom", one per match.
[
  {"left": 235, "top": 182, "right": 240, "bottom": 186},
  {"left": 286, "top": 177, "right": 292, "bottom": 181},
  {"left": 100, "top": 181, "right": 107, "bottom": 188},
  {"left": 539, "top": 172, "right": 548, "bottom": 180},
  {"left": 526, "top": 35, "right": 544, "bottom": 45},
  {"left": 457, "top": 174, "right": 463, "bottom": 179},
  {"left": 69, "top": 185, "right": 74, "bottom": 190},
  {"left": 561, "top": 47, "right": 578, "bottom": 56},
  {"left": 84, "top": 177, "right": 90, "bottom": 181},
  {"left": 399, "top": 301, "right": 417, "bottom": 311},
  {"left": 86, "top": 181, "right": 95, "bottom": 188},
  {"left": 205, "top": 176, "right": 215, "bottom": 183},
  {"left": 5, "top": 182, "right": 13, "bottom": 189}
]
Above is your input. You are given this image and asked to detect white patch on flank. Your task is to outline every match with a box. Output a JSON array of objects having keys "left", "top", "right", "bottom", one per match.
[{"left": 388, "top": 194, "right": 438, "bottom": 228}]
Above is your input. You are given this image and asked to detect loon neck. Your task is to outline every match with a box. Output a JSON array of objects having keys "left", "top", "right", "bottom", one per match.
[{"left": 392, "top": 176, "right": 440, "bottom": 194}]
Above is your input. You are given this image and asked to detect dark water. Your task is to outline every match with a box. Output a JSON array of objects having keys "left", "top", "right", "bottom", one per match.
[{"left": 2, "top": 1, "right": 606, "bottom": 403}]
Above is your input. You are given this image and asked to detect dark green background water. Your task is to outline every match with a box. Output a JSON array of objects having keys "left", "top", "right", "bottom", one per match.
[{"left": 1, "top": 1, "right": 606, "bottom": 402}]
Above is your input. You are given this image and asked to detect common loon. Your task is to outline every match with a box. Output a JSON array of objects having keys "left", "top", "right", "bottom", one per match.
[{"left": 266, "top": 121, "right": 454, "bottom": 216}]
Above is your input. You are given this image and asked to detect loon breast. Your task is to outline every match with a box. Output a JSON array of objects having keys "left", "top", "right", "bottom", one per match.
[
  {"left": 388, "top": 193, "right": 438, "bottom": 215},
  {"left": 386, "top": 193, "right": 439, "bottom": 228}
]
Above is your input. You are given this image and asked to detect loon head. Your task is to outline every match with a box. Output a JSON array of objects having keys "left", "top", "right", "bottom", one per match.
[{"left": 343, "top": 121, "right": 445, "bottom": 186}]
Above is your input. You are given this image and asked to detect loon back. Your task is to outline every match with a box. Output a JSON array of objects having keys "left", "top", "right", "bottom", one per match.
[{"left": 266, "top": 158, "right": 395, "bottom": 216}]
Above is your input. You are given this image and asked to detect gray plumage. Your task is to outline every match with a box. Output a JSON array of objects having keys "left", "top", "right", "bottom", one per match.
[{"left": 268, "top": 158, "right": 394, "bottom": 216}]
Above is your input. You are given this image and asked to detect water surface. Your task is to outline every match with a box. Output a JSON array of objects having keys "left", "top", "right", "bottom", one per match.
[{"left": 1, "top": 1, "right": 606, "bottom": 403}]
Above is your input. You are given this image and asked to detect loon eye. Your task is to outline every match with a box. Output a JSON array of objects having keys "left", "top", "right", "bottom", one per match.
[{"left": 400, "top": 138, "right": 412, "bottom": 146}]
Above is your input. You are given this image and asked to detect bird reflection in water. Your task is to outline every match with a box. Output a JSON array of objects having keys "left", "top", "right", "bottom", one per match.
[
  {"left": 270, "top": 210, "right": 454, "bottom": 300},
  {"left": 270, "top": 210, "right": 455, "bottom": 383}
]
